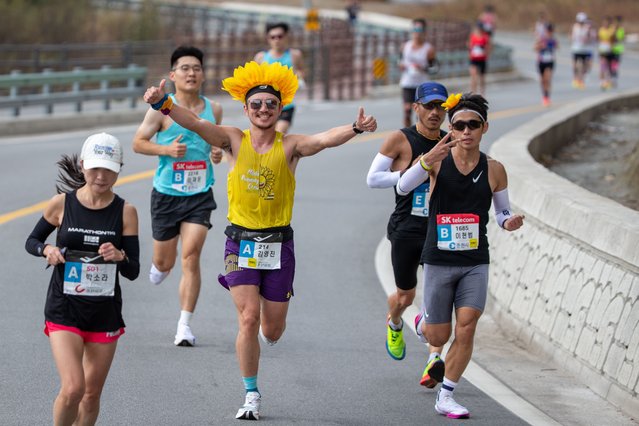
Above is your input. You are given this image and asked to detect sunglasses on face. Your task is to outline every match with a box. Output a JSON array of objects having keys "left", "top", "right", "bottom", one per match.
[
  {"left": 248, "top": 99, "right": 280, "bottom": 110},
  {"left": 419, "top": 102, "right": 444, "bottom": 111},
  {"left": 451, "top": 119, "right": 483, "bottom": 131},
  {"left": 269, "top": 33, "right": 285, "bottom": 40}
]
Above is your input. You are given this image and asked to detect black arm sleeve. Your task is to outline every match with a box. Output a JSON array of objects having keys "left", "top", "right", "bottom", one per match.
[
  {"left": 118, "top": 235, "right": 140, "bottom": 281},
  {"left": 25, "top": 216, "right": 56, "bottom": 257}
]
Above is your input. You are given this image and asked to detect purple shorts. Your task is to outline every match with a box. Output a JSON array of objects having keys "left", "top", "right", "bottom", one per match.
[{"left": 218, "top": 237, "right": 295, "bottom": 302}]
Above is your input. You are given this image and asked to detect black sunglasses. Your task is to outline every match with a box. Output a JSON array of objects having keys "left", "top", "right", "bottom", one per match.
[
  {"left": 418, "top": 102, "right": 444, "bottom": 111},
  {"left": 451, "top": 119, "right": 483, "bottom": 131},
  {"left": 248, "top": 99, "right": 280, "bottom": 110},
  {"left": 269, "top": 34, "right": 285, "bottom": 40}
]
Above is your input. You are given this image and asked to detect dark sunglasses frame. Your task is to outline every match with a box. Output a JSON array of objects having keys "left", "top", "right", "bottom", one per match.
[
  {"left": 418, "top": 102, "right": 444, "bottom": 111},
  {"left": 248, "top": 99, "right": 280, "bottom": 110},
  {"left": 268, "top": 34, "right": 285, "bottom": 40},
  {"left": 451, "top": 119, "right": 483, "bottom": 131}
]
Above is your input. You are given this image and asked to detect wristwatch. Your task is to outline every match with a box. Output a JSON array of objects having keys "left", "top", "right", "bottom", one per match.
[{"left": 352, "top": 122, "right": 364, "bottom": 134}]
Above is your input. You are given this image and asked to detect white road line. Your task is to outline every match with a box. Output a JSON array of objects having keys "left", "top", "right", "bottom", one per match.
[{"left": 374, "top": 236, "right": 561, "bottom": 426}]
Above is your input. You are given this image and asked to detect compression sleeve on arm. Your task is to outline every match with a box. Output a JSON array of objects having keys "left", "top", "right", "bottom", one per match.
[
  {"left": 396, "top": 161, "right": 429, "bottom": 196},
  {"left": 366, "top": 153, "right": 400, "bottom": 188},
  {"left": 493, "top": 188, "right": 513, "bottom": 228},
  {"left": 118, "top": 235, "right": 140, "bottom": 281},
  {"left": 25, "top": 216, "right": 56, "bottom": 257}
]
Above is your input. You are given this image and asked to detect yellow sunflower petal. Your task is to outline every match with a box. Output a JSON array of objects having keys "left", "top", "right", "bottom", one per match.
[{"left": 221, "top": 60, "right": 298, "bottom": 106}]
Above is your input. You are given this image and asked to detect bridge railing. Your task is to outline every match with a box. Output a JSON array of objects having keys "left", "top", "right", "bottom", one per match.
[{"left": 0, "top": 64, "right": 147, "bottom": 116}]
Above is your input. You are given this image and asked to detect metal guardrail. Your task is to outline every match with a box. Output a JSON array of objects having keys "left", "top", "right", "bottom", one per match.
[{"left": 0, "top": 64, "right": 147, "bottom": 116}]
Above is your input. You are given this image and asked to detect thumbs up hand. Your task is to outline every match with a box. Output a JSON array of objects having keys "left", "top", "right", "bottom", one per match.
[{"left": 354, "top": 107, "right": 377, "bottom": 133}]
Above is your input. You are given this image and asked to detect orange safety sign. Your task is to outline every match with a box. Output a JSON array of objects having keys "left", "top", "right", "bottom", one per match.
[
  {"left": 305, "top": 8, "right": 320, "bottom": 31},
  {"left": 372, "top": 58, "right": 387, "bottom": 79}
]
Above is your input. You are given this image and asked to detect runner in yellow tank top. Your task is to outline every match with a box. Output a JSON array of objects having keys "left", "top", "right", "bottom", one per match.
[
  {"left": 144, "top": 61, "right": 377, "bottom": 421},
  {"left": 227, "top": 129, "right": 295, "bottom": 229}
]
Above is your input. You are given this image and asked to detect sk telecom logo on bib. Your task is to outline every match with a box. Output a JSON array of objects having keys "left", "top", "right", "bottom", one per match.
[{"left": 436, "top": 214, "right": 480, "bottom": 251}]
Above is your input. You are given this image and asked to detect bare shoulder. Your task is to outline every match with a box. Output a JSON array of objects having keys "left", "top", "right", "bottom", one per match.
[
  {"left": 205, "top": 97, "right": 223, "bottom": 123},
  {"left": 487, "top": 156, "right": 506, "bottom": 173},
  {"left": 44, "top": 193, "right": 65, "bottom": 225},
  {"left": 123, "top": 201, "right": 138, "bottom": 216},
  {"left": 254, "top": 51, "right": 265, "bottom": 62},
  {"left": 379, "top": 129, "right": 410, "bottom": 157}
]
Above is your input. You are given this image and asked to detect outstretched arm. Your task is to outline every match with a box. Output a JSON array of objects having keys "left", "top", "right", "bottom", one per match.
[
  {"left": 293, "top": 107, "right": 377, "bottom": 158},
  {"left": 144, "top": 79, "right": 234, "bottom": 151}
]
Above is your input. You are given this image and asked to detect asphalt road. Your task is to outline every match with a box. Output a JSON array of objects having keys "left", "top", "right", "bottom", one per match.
[{"left": 1, "top": 31, "right": 638, "bottom": 425}]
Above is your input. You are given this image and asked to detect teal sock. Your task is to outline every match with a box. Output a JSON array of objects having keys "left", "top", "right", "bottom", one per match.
[{"left": 242, "top": 376, "right": 258, "bottom": 393}]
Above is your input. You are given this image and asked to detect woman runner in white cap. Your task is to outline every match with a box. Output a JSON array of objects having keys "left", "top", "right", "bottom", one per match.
[{"left": 25, "top": 132, "right": 140, "bottom": 426}]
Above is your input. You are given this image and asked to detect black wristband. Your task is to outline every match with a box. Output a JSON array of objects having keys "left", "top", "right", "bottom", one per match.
[{"left": 352, "top": 122, "right": 364, "bottom": 134}]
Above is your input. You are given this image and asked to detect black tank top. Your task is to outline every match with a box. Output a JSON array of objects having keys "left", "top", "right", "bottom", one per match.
[
  {"left": 421, "top": 151, "right": 492, "bottom": 265},
  {"left": 387, "top": 126, "right": 445, "bottom": 239},
  {"left": 45, "top": 190, "right": 126, "bottom": 331}
]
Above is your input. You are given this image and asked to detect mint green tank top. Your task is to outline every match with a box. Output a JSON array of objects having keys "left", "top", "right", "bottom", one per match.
[{"left": 153, "top": 94, "right": 216, "bottom": 196}]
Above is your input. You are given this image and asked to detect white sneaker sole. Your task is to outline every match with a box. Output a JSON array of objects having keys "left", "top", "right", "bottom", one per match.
[
  {"left": 235, "top": 408, "right": 259, "bottom": 420},
  {"left": 435, "top": 405, "right": 470, "bottom": 419}
]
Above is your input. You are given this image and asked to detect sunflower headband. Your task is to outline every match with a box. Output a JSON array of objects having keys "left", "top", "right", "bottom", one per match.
[{"left": 221, "top": 61, "right": 298, "bottom": 106}]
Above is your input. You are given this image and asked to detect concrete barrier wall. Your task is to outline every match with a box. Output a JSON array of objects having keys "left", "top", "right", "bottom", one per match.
[{"left": 487, "top": 89, "right": 639, "bottom": 418}]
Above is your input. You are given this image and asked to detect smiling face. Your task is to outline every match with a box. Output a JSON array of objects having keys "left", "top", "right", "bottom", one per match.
[
  {"left": 449, "top": 111, "right": 488, "bottom": 149},
  {"left": 244, "top": 92, "right": 282, "bottom": 130},
  {"left": 170, "top": 55, "right": 204, "bottom": 94}
]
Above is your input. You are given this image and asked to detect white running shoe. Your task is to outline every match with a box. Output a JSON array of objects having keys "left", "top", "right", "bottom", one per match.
[
  {"left": 258, "top": 327, "right": 277, "bottom": 346},
  {"left": 174, "top": 323, "right": 195, "bottom": 347},
  {"left": 149, "top": 265, "right": 169, "bottom": 285},
  {"left": 435, "top": 391, "right": 470, "bottom": 419},
  {"left": 235, "top": 391, "right": 261, "bottom": 420},
  {"left": 414, "top": 313, "right": 428, "bottom": 344}
]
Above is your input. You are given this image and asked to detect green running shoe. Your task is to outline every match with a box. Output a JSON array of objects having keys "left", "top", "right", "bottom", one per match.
[{"left": 386, "top": 323, "right": 406, "bottom": 360}]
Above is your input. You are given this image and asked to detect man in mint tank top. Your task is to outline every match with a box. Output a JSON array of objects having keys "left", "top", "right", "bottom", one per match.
[
  {"left": 254, "top": 22, "right": 305, "bottom": 134},
  {"left": 133, "top": 46, "right": 223, "bottom": 347}
]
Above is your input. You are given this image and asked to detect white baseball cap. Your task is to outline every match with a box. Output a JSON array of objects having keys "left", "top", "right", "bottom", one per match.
[{"left": 80, "top": 133, "right": 123, "bottom": 173}]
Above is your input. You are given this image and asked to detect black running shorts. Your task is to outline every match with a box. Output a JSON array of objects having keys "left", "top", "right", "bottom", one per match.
[
  {"left": 389, "top": 237, "right": 425, "bottom": 291},
  {"left": 150, "top": 188, "right": 216, "bottom": 241}
]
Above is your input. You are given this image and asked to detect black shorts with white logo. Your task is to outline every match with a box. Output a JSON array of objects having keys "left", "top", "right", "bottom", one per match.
[{"left": 150, "top": 188, "right": 216, "bottom": 241}]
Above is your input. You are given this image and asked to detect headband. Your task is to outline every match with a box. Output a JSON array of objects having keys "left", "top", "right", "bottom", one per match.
[
  {"left": 245, "top": 85, "right": 282, "bottom": 101},
  {"left": 451, "top": 109, "right": 485, "bottom": 123}
]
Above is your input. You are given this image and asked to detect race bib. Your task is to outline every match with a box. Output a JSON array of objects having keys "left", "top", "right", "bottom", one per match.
[
  {"left": 598, "top": 42, "right": 612, "bottom": 54},
  {"left": 172, "top": 161, "right": 206, "bottom": 193},
  {"left": 411, "top": 182, "right": 430, "bottom": 217},
  {"left": 63, "top": 250, "right": 116, "bottom": 296},
  {"left": 238, "top": 232, "right": 283, "bottom": 270},
  {"left": 540, "top": 50, "right": 554, "bottom": 63},
  {"left": 471, "top": 45, "right": 485, "bottom": 58},
  {"left": 436, "top": 214, "right": 479, "bottom": 251}
]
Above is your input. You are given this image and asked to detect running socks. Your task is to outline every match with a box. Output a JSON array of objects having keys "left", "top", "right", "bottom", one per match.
[
  {"left": 428, "top": 352, "right": 441, "bottom": 363},
  {"left": 243, "top": 376, "right": 259, "bottom": 393},
  {"left": 440, "top": 377, "right": 458, "bottom": 398},
  {"left": 388, "top": 318, "right": 403, "bottom": 331},
  {"left": 179, "top": 310, "right": 193, "bottom": 327}
]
